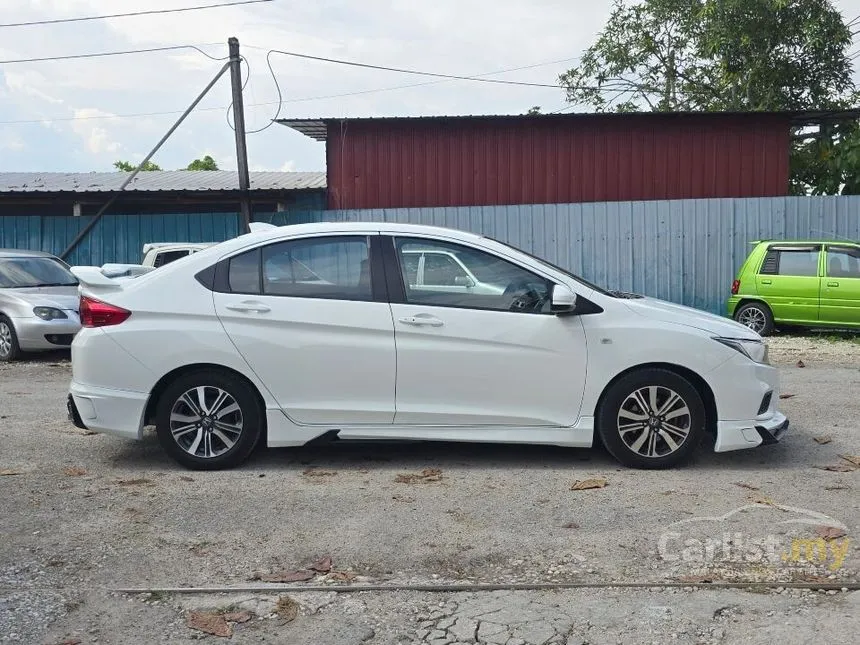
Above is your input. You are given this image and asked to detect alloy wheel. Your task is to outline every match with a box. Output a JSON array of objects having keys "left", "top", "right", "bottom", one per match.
[
  {"left": 737, "top": 307, "right": 767, "bottom": 333},
  {"left": 169, "top": 386, "right": 244, "bottom": 459},
  {"left": 616, "top": 385, "right": 692, "bottom": 458},
  {"left": 0, "top": 322, "right": 12, "bottom": 358}
]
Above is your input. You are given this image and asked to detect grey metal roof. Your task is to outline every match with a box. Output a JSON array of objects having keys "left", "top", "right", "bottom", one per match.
[
  {"left": 0, "top": 171, "right": 326, "bottom": 194},
  {"left": 278, "top": 109, "right": 860, "bottom": 141}
]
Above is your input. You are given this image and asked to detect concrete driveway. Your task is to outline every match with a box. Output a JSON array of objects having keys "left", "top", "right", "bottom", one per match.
[{"left": 1, "top": 336, "right": 858, "bottom": 644}]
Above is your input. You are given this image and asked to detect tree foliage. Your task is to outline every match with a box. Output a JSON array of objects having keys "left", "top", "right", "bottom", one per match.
[
  {"left": 186, "top": 155, "right": 219, "bottom": 171},
  {"left": 559, "top": 0, "right": 858, "bottom": 194},
  {"left": 113, "top": 156, "right": 220, "bottom": 172},
  {"left": 114, "top": 160, "right": 161, "bottom": 171}
]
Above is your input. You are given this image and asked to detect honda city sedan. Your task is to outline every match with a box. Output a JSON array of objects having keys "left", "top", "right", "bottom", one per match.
[{"left": 67, "top": 223, "right": 788, "bottom": 470}]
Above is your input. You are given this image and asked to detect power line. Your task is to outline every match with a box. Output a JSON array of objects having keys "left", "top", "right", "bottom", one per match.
[
  {"left": 0, "top": 56, "right": 581, "bottom": 126},
  {"left": 0, "top": 0, "right": 273, "bottom": 29},
  {"left": 266, "top": 49, "right": 562, "bottom": 89},
  {"left": 0, "top": 44, "right": 227, "bottom": 65}
]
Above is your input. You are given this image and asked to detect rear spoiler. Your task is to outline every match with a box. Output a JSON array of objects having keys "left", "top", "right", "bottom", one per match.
[
  {"left": 70, "top": 264, "right": 155, "bottom": 290},
  {"left": 100, "top": 263, "right": 156, "bottom": 279}
]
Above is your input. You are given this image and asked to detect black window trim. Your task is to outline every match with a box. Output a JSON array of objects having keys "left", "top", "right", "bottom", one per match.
[
  {"left": 380, "top": 234, "right": 602, "bottom": 316},
  {"left": 206, "top": 233, "right": 388, "bottom": 303}
]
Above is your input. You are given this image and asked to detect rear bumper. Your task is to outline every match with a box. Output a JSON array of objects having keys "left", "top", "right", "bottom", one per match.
[{"left": 69, "top": 381, "right": 147, "bottom": 440}]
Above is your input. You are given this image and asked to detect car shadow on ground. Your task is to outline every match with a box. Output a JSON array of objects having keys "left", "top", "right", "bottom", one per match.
[{"left": 102, "top": 428, "right": 801, "bottom": 474}]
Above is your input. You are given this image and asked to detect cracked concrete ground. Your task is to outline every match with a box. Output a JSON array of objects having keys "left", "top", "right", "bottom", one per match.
[{"left": 1, "top": 339, "right": 859, "bottom": 644}]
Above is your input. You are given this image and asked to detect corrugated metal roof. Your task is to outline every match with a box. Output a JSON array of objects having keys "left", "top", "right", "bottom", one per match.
[
  {"left": 0, "top": 171, "right": 326, "bottom": 194},
  {"left": 278, "top": 109, "right": 860, "bottom": 141}
]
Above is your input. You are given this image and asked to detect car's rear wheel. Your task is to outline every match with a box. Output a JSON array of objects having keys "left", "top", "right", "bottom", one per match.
[
  {"left": 597, "top": 369, "right": 706, "bottom": 469},
  {"left": 733, "top": 301, "right": 774, "bottom": 336},
  {"left": 0, "top": 316, "right": 22, "bottom": 362},
  {"left": 155, "top": 370, "right": 263, "bottom": 470}
]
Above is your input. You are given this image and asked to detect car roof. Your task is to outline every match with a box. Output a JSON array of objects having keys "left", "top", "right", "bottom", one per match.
[
  {"left": 754, "top": 239, "right": 858, "bottom": 246},
  {"left": 0, "top": 248, "right": 58, "bottom": 259}
]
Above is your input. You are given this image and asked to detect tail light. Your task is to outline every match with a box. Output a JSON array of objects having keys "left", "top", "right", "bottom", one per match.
[
  {"left": 731, "top": 279, "right": 740, "bottom": 295},
  {"left": 80, "top": 296, "right": 131, "bottom": 328}
]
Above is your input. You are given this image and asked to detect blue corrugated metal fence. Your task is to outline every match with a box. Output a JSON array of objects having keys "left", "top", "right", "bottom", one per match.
[
  {"left": 316, "top": 196, "right": 860, "bottom": 314},
  {"left": 2, "top": 197, "right": 858, "bottom": 314}
]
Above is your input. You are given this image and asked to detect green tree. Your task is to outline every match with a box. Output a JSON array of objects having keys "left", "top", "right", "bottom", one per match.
[
  {"left": 114, "top": 160, "right": 162, "bottom": 171},
  {"left": 559, "top": 0, "right": 857, "bottom": 193},
  {"left": 186, "top": 155, "right": 219, "bottom": 171}
]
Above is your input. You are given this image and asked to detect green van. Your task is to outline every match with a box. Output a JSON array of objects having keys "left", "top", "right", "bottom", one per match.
[{"left": 728, "top": 240, "right": 860, "bottom": 336}]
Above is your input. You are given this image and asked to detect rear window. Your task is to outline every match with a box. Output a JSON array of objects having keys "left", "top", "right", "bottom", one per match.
[{"left": 760, "top": 247, "right": 819, "bottom": 277}]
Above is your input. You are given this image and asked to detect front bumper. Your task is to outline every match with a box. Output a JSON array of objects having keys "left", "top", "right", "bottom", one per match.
[
  {"left": 756, "top": 415, "right": 790, "bottom": 445},
  {"left": 708, "top": 350, "right": 790, "bottom": 453},
  {"left": 15, "top": 316, "right": 81, "bottom": 350},
  {"left": 715, "top": 411, "right": 789, "bottom": 452}
]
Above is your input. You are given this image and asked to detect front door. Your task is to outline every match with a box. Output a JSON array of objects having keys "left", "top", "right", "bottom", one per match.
[
  {"left": 385, "top": 235, "right": 588, "bottom": 427},
  {"left": 820, "top": 244, "right": 860, "bottom": 325},
  {"left": 213, "top": 233, "right": 396, "bottom": 425},
  {"left": 755, "top": 244, "right": 821, "bottom": 324}
]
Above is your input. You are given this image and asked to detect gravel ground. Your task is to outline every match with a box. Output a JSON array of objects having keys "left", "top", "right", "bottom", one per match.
[{"left": 1, "top": 338, "right": 859, "bottom": 644}]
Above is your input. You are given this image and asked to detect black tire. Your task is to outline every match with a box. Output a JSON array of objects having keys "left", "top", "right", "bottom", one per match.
[
  {"left": 155, "top": 369, "right": 263, "bottom": 470},
  {"left": 597, "top": 368, "right": 706, "bottom": 469},
  {"left": 733, "top": 301, "right": 774, "bottom": 336},
  {"left": 0, "top": 315, "right": 22, "bottom": 362}
]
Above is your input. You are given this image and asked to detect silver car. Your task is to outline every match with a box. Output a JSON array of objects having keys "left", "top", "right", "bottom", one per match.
[{"left": 0, "top": 249, "right": 81, "bottom": 361}]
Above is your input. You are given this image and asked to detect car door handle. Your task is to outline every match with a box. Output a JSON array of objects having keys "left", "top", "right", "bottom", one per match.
[
  {"left": 226, "top": 301, "right": 271, "bottom": 313},
  {"left": 398, "top": 315, "right": 444, "bottom": 327},
  {"left": 827, "top": 281, "right": 839, "bottom": 287},
  {"left": 760, "top": 279, "right": 772, "bottom": 285}
]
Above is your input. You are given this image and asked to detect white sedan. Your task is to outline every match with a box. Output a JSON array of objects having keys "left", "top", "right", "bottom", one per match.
[{"left": 67, "top": 222, "right": 788, "bottom": 470}]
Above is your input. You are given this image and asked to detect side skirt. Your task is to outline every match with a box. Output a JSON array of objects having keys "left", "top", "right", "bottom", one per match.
[{"left": 265, "top": 409, "right": 595, "bottom": 449}]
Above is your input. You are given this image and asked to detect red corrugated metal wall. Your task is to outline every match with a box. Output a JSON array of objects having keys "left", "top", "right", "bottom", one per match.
[{"left": 325, "top": 113, "right": 791, "bottom": 209}]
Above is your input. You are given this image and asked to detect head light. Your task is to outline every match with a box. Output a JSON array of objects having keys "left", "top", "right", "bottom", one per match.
[
  {"left": 33, "top": 306, "right": 68, "bottom": 321},
  {"left": 714, "top": 337, "right": 769, "bottom": 364}
]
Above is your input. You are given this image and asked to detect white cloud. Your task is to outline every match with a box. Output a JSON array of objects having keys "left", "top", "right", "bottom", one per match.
[
  {"left": 70, "top": 108, "right": 122, "bottom": 154},
  {"left": 4, "top": 0, "right": 860, "bottom": 172},
  {"left": 0, "top": 130, "right": 26, "bottom": 151}
]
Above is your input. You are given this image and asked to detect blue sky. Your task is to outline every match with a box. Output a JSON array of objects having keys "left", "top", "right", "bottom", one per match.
[{"left": 2, "top": 0, "right": 860, "bottom": 173}]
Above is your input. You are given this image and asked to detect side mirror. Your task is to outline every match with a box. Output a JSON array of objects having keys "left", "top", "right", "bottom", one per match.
[
  {"left": 454, "top": 275, "right": 475, "bottom": 287},
  {"left": 550, "top": 284, "right": 577, "bottom": 314}
]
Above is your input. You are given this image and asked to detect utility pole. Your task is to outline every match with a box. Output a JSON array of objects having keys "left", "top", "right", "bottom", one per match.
[{"left": 229, "top": 37, "right": 252, "bottom": 232}]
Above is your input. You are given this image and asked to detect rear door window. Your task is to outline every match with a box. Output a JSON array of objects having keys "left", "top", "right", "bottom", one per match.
[{"left": 759, "top": 247, "right": 820, "bottom": 277}]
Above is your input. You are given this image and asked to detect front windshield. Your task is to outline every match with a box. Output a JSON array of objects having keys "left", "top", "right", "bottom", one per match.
[
  {"left": 488, "top": 237, "right": 616, "bottom": 297},
  {"left": 0, "top": 256, "right": 78, "bottom": 289}
]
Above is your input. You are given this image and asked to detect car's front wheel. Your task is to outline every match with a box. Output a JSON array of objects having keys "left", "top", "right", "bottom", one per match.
[
  {"left": 0, "top": 316, "right": 21, "bottom": 362},
  {"left": 597, "top": 369, "right": 706, "bottom": 469},
  {"left": 155, "top": 370, "right": 263, "bottom": 470}
]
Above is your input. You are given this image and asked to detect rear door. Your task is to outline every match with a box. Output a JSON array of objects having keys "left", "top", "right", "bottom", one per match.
[
  {"left": 755, "top": 244, "right": 821, "bottom": 324},
  {"left": 820, "top": 244, "right": 860, "bottom": 325},
  {"left": 213, "top": 233, "right": 396, "bottom": 425}
]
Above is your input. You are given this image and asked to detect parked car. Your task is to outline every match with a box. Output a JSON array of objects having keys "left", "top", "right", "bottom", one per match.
[
  {"left": 67, "top": 222, "right": 787, "bottom": 471},
  {"left": 140, "top": 225, "right": 278, "bottom": 268},
  {"left": 141, "top": 242, "right": 214, "bottom": 268},
  {"left": 728, "top": 240, "right": 860, "bottom": 335},
  {"left": 0, "top": 249, "right": 81, "bottom": 361}
]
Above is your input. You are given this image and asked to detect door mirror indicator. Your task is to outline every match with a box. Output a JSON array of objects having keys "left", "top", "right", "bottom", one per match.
[{"left": 551, "top": 284, "right": 577, "bottom": 315}]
